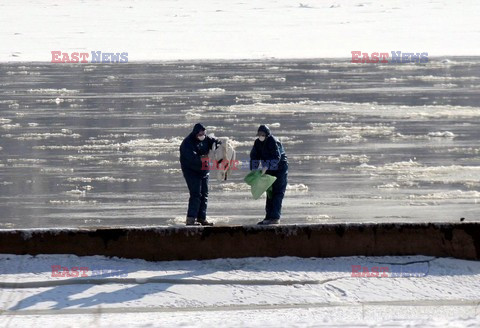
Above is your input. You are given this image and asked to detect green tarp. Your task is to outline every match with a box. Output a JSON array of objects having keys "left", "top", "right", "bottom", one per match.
[{"left": 244, "top": 170, "right": 277, "bottom": 200}]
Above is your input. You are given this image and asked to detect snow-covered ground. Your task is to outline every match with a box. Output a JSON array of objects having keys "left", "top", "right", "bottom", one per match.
[
  {"left": 1, "top": 0, "right": 479, "bottom": 62},
  {"left": 1, "top": 254, "right": 480, "bottom": 327}
]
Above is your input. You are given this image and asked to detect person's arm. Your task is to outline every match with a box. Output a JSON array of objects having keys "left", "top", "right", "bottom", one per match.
[
  {"left": 264, "top": 137, "right": 281, "bottom": 170},
  {"left": 180, "top": 141, "right": 203, "bottom": 172},
  {"left": 250, "top": 141, "right": 260, "bottom": 170},
  {"left": 206, "top": 136, "right": 222, "bottom": 151}
]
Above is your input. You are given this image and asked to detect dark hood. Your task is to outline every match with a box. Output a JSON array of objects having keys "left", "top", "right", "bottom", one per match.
[
  {"left": 257, "top": 124, "right": 271, "bottom": 136},
  {"left": 191, "top": 123, "right": 206, "bottom": 136}
]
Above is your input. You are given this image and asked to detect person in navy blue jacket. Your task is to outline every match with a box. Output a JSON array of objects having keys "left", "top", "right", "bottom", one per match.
[
  {"left": 250, "top": 125, "right": 288, "bottom": 225},
  {"left": 180, "top": 123, "right": 219, "bottom": 226}
]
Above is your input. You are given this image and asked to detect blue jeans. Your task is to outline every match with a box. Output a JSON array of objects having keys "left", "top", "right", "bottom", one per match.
[
  {"left": 265, "top": 163, "right": 288, "bottom": 220},
  {"left": 183, "top": 172, "right": 209, "bottom": 220}
]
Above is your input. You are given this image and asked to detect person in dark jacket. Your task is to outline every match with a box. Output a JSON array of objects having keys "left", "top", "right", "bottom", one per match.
[
  {"left": 180, "top": 123, "right": 219, "bottom": 226},
  {"left": 250, "top": 124, "right": 288, "bottom": 225}
]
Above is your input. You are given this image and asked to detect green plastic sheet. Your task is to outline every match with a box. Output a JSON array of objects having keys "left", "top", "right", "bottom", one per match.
[{"left": 244, "top": 170, "right": 277, "bottom": 200}]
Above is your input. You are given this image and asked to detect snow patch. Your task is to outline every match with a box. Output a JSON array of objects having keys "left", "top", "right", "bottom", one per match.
[
  {"left": 48, "top": 200, "right": 98, "bottom": 205},
  {"left": 408, "top": 190, "right": 480, "bottom": 200},
  {"left": 286, "top": 184, "right": 309, "bottom": 192},
  {"left": 355, "top": 160, "right": 480, "bottom": 188},
  {"left": 205, "top": 75, "right": 257, "bottom": 83},
  {"left": 66, "top": 176, "right": 138, "bottom": 183},
  {"left": 306, "top": 214, "right": 331, "bottom": 222},
  {"left": 65, "top": 189, "right": 86, "bottom": 197},
  {"left": 291, "top": 154, "right": 369, "bottom": 164},
  {"left": 197, "top": 88, "right": 226, "bottom": 93},
  {"left": 27, "top": 88, "right": 79, "bottom": 94},
  {"left": 427, "top": 131, "right": 456, "bottom": 138}
]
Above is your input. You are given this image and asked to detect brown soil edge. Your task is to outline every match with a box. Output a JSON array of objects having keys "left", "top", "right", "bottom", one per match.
[{"left": 0, "top": 223, "right": 478, "bottom": 261}]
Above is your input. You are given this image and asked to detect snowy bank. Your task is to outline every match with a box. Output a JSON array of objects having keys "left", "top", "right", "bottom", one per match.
[
  {"left": 1, "top": 0, "right": 479, "bottom": 62},
  {"left": 1, "top": 254, "right": 480, "bottom": 327}
]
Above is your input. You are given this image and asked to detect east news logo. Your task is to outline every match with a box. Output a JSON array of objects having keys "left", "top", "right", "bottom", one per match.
[
  {"left": 351, "top": 51, "right": 428, "bottom": 64},
  {"left": 51, "top": 51, "right": 128, "bottom": 63}
]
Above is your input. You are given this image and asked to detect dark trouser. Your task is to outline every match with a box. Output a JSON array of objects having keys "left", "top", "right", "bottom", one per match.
[
  {"left": 183, "top": 172, "right": 209, "bottom": 221},
  {"left": 265, "top": 163, "right": 288, "bottom": 220}
]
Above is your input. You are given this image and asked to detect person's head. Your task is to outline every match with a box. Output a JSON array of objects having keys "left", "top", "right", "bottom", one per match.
[
  {"left": 256, "top": 125, "right": 271, "bottom": 142},
  {"left": 192, "top": 123, "right": 206, "bottom": 141}
]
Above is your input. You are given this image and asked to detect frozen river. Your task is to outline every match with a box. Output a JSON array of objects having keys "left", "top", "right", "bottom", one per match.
[{"left": 0, "top": 58, "right": 479, "bottom": 228}]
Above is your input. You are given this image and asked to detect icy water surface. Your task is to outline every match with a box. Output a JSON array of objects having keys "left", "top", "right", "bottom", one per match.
[{"left": 0, "top": 59, "right": 479, "bottom": 228}]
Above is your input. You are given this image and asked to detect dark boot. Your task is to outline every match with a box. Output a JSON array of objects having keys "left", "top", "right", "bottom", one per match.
[
  {"left": 257, "top": 218, "right": 280, "bottom": 225},
  {"left": 197, "top": 218, "right": 214, "bottom": 226},
  {"left": 186, "top": 217, "right": 200, "bottom": 226}
]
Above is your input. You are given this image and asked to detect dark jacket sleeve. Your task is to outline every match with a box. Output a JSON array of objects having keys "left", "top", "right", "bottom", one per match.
[
  {"left": 250, "top": 141, "right": 260, "bottom": 170},
  {"left": 207, "top": 136, "right": 218, "bottom": 150},
  {"left": 265, "top": 137, "right": 281, "bottom": 162},
  {"left": 180, "top": 139, "right": 203, "bottom": 173}
]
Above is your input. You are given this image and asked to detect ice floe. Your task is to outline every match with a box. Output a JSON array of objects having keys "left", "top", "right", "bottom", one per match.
[{"left": 355, "top": 160, "right": 480, "bottom": 188}]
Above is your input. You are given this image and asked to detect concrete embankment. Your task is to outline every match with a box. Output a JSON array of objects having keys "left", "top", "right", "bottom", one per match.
[{"left": 0, "top": 223, "right": 479, "bottom": 261}]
